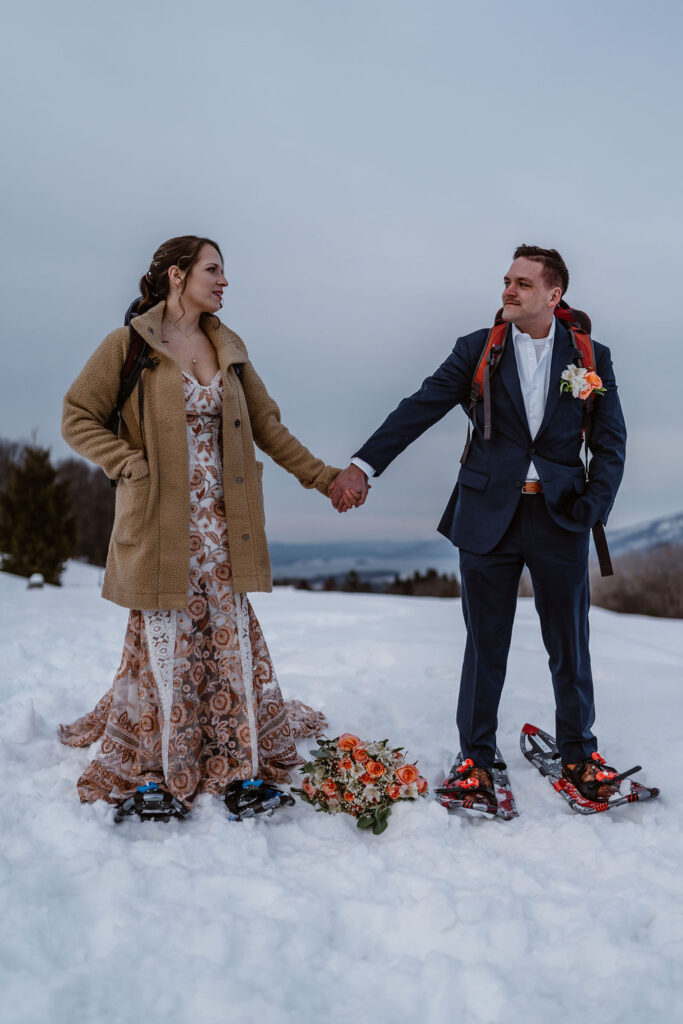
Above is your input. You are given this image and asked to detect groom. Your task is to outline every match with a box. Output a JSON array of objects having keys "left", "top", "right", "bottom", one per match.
[{"left": 330, "top": 246, "right": 627, "bottom": 805}]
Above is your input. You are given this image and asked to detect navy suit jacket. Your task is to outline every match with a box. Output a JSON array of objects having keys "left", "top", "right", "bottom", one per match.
[{"left": 354, "top": 322, "right": 627, "bottom": 554}]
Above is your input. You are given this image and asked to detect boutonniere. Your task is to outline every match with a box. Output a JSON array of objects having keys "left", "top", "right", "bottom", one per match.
[{"left": 560, "top": 364, "right": 606, "bottom": 400}]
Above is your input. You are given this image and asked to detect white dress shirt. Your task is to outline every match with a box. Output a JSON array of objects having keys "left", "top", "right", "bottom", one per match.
[
  {"left": 511, "top": 318, "right": 555, "bottom": 481},
  {"left": 351, "top": 318, "right": 556, "bottom": 482}
]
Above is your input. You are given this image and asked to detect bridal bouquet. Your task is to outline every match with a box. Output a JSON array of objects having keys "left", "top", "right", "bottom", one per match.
[{"left": 294, "top": 733, "right": 428, "bottom": 835}]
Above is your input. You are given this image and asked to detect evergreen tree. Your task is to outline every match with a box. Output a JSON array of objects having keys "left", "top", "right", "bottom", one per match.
[
  {"left": 0, "top": 445, "right": 76, "bottom": 585},
  {"left": 58, "top": 457, "right": 115, "bottom": 566}
]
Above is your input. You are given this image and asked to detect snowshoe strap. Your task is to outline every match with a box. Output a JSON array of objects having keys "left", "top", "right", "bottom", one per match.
[
  {"left": 224, "top": 778, "right": 295, "bottom": 821},
  {"left": 439, "top": 759, "right": 496, "bottom": 803},
  {"left": 562, "top": 755, "right": 626, "bottom": 802},
  {"left": 610, "top": 765, "right": 642, "bottom": 786},
  {"left": 114, "top": 782, "right": 190, "bottom": 823}
]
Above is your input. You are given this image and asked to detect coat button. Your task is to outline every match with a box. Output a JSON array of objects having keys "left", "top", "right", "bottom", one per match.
[
  {"left": 148, "top": 328, "right": 154, "bottom": 334},
  {"left": 242, "top": 533, "right": 249, "bottom": 541},
  {"left": 528, "top": 447, "right": 535, "bottom": 456},
  {"left": 515, "top": 480, "right": 522, "bottom": 488},
  {"left": 236, "top": 476, "right": 244, "bottom": 484},
  {"left": 234, "top": 419, "right": 241, "bottom": 427}
]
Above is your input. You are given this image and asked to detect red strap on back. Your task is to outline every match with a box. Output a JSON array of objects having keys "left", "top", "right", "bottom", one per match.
[
  {"left": 567, "top": 325, "right": 595, "bottom": 373},
  {"left": 470, "top": 319, "right": 508, "bottom": 401},
  {"left": 554, "top": 304, "right": 595, "bottom": 373},
  {"left": 459, "top": 319, "right": 508, "bottom": 464}
]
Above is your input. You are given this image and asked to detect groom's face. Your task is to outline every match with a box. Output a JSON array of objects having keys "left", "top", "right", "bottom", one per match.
[{"left": 501, "top": 257, "right": 560, "bottom": 331}]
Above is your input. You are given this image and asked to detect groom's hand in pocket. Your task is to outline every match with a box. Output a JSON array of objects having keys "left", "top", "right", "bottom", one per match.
[{"left": 329, "top": 464, "right": 370, "bottom": 512}]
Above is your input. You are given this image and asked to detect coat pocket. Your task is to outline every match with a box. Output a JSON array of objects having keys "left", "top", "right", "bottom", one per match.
[
  {"left": 457, "top": 465, "right": 489, "bottom": 492},
  {"left": 113, "top": 475, "right": 149, "bottom": 546},
  {"left": 254, "top": 460, "right": 266, "bottom": 524}
]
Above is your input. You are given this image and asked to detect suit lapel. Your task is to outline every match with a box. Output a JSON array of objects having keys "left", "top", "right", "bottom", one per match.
[
  {"left": 536, "top": 320, "right": 576, "bottom": 440},
  {"left": 497, "top": 324, "right": 531, "bottom": 436}
]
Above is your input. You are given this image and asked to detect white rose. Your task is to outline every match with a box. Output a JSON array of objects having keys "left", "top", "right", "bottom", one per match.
[{"left": 361, "top": 785, "right": 381, "bottom": 803}]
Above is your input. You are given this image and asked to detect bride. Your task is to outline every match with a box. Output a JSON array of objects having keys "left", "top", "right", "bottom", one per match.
[{"left": 59, "top": 235, "right": 343, "bottom": 813}]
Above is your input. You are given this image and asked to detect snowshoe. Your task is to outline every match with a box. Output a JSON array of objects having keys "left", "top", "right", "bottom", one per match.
[
  {"left": 224, "top": 778, "right": 295, "bottom": 821},
  {"left": 436, "top": 749, "right": 518, "bottom": 820},
  {"left": 521, "top": 724, "right": 660, "bottom": 814},
  {"left": 114, "top": 782, "right": 191, "bottom": 823}
]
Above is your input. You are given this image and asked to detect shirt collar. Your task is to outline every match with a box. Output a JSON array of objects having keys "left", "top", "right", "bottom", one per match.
[{"left": 511, "top": 317, "right": 556, "bottom": 346}]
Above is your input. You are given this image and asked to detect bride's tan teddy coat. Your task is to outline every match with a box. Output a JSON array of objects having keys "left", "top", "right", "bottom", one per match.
[{"left": 62, "top": 301, "right": 339, "bottom": 608}]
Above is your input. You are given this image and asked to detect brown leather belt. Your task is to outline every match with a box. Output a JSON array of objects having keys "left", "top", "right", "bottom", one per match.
[{"left": 521, "top": 480, "right": 543, "bottom": 494}]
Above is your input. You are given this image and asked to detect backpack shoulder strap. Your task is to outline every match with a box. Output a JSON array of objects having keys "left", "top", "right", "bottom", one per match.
[
  {"left": 568, "top": 324, "right": 595, "bottom": 371},
  {"left": 556, "top": 306, "right": 614, "bottom": 578},
  {"left": 104, "top": 326, "right": 158, "bottom": 434},
  {"left": 470, "top": 319, "right": 508, "bottom": 403},
  {"left": 459, "top": 316, "right": 508, "bottom": 464}
]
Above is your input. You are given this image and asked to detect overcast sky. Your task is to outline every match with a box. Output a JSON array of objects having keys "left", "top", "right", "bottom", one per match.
[{"left": 2, "top": 0, "right": 681, "bottom": 542}]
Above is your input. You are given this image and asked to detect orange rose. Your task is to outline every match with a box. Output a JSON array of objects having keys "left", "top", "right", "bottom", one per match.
[
  {"left": 343, "top": 791, "right": 355, "bottom": 803},
  {"left": 338, "top": 733, "right": 360, "bottom": 751},
  {"left": 339, "top": 758, "right": 353, "bottom": 771},
  {"left": 353, "top": 747, "right": 368, "bottom": 763},
  {"left": 578, "top": 385, "right": 593, "bottom": 400},
  {"left": 303, "top": 779, "right": 317, "bottom": 797},
  {"left": 585, "top": 371, "right": 602, "bottom": 389},
  {"left": 396, "top": 764, "right": 418, "bottom": 785},
  {"left": 366, "top": 760, "right": 386, "bottom": 779},
  {"left": 321, "top": 780, "right": 338, "bottom": 797},
  {"left": 359, "top": 773, "right": 372, "bottom": 784},
  {"left": 387, "top": 784, "right": 401, "bottom": 800},
  {"left": 417, "top": 776, "right": 428, "bottom": 794}
]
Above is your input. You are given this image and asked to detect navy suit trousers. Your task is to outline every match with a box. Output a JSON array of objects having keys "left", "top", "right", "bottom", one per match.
[{"left": 457, "top": 494, "right": 597, "bottom": 768}]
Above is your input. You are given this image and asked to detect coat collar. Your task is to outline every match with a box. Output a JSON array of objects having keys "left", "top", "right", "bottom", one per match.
[{"left": 130, "top": 301, "right": 247, "bottom": 366}]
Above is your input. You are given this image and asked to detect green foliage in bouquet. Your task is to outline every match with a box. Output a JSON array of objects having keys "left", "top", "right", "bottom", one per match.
[{"left": 293, "top": 734, "right": 428, "bottom": 835}]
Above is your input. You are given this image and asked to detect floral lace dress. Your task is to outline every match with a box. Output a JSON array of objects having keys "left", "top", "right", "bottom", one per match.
[{"left": 59, "top": 370, "right": 326, "bottom": 804}]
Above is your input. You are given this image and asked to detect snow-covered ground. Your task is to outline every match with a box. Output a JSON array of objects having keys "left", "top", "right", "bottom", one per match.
[{"left": 1, "top": 562, "right": 682, "bottom": 1024}]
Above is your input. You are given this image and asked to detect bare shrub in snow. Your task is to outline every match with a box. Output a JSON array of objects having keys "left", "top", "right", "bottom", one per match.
[{"left": 591, "top": 544, "right": 683, "bottom": 619}]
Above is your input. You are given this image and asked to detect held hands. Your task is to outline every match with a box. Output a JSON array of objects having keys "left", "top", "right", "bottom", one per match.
[{"left": 329, "top": 464, "right": 371, "bottom": 513}]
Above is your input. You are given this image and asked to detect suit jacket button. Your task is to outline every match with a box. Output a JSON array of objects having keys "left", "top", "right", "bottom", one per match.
[
  {"left": 242, "top": 533, "right": 250, "bottom": 541},
  {"left": 234, "top": 419, "right": 241, "bottom": 427},
  {"left": 515, "top": 480, "right": 522, "bottom": 488},
  {"left": 528, "top": 447, "right": 535, "bottom": 456},
  {"left": 236, "top": 476, "right": 243, "bottom": 484}
]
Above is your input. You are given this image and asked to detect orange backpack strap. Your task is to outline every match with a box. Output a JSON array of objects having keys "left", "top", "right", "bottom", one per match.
[{"left": 459, "top": 316, "right": 509, "bottom": 464}]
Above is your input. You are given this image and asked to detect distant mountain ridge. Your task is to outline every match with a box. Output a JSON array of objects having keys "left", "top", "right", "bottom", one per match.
[
  {"left": 269, "top": 537, "right": 458, "bottom": 582},
  {"left": 269, "top": 510, "right": 683, "bottom": 580},
  {"left": 606, "top": 510, "right": 683, "bottom": 556}
]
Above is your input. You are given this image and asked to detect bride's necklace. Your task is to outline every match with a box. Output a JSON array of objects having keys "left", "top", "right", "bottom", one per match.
[
  {"left": 165, "top": 320, "right": 198, "bottom": 339},
  {"left": 162, "top": 319, "right": 202, "bottom": 365}
]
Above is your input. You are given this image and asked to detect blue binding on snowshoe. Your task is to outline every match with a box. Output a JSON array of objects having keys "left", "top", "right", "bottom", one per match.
[
  {"left": 114, "top": 782, "right": 191, "bottom": 823},
  {"left": 224, "top": 778, "right": 295, "bottom": 821}
]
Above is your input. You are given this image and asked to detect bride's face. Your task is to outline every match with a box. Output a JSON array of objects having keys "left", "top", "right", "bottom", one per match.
[{"left": 177, "top": 244, "right": 228, "bottom": 313}]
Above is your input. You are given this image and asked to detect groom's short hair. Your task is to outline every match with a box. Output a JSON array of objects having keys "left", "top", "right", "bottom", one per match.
[{"left": 514, "top": 245, "right": 569, "bottom": 295}]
